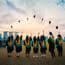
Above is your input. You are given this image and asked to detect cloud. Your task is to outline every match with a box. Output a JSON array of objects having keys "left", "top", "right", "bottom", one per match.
[
  {"left": 6, "top": 0, "right": 26, "bottom": 14},
  {"left": 0, "top": 14, "right": 13, "bottom": 24}
]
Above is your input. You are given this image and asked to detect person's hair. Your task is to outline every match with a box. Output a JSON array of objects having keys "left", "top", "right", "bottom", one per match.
[
  {"left": 40, "top": 35, "right": 45, "bottom": 41},
  {"left": 37, "top": 36, "right": 40, "bottom": 41},
  {"left": 16, "top": 35, "right": 19, "bottom": 41},
  {"left": 29, "top": 36, "right": 32, "bottom": 41},
  {"left": 11, "top": 35, "right": 13, "bottom": 40},
  {"left": 20, "top": 35, "right": 22, "bottom": 40},
  {"left": 57, "top": 34, "right": 62, "bottom": 39},
  {"left": 33, "top": 36, "right": 36, "bottom": 43},
  {"left": 8, "top": 36, "right": 11, "bottom": 42},
  {"left": 26, "top": 35, "right": 29, "bottom": 42},
  {"left": 49, "top": 32, "right": 52, "bottom": 35}
]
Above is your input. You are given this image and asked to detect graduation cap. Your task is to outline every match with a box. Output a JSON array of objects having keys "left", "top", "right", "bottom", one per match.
[
  {"left": 33, "top": 14, "right": 36, "bottom": 18},
  {"left": 27, "top": 17, "right": 29, "bottom": 21},
  {"left": 11, "top": 25, "right": 13, "bottom": 28},
  {"left": 18, "top": 20, "right": 20, "bottom": 23},
  {"left": 49, "top": 21, "right": 51, "bottom": 24},
  {"left": 56, "top": 26, "right": 58, "bottom": 29},
  {"left": 57, "top": 34, "right": 61, "bottom": 38},
  {"left": 42, "top": 18, "right": 43, "bottom": 21},
  {"left": 49, "top": 32, "right": 52, "bottom": 35}
]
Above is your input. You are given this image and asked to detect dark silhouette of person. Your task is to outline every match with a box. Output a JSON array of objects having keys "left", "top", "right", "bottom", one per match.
[
  {"left": 48, "top": 32, "right": 55, "bottom": 58},
  {"left": 56, "top": 34, "right": 63, "bottom": 56}
]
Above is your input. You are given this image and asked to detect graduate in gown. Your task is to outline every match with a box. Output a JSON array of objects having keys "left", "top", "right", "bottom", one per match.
[
  {"left": 40, "top": 35, "right": 47, "bottom": 57},
  {"left": 15, "top": 35, "right": 22, "bottom": 57},
  {"left": 56, "top": 34, "right": 63, "bottom": 56},
  {"left": 32, "top": 36, "right": 39, "bottom": 58},
  {"left": 48, "top": 32, "right": 55, "bottom": 58},
  {"left": 37, "top": 36, "right": 40, "bottom": 45},
  {"left": 29, "top": 36, "right": 32, "bottom": 52},
  {"left": 6, "top": 36, "right": 14, "bottom": 57},
  {"left": 24, "top": 36, "right": 32, "bottom": 57}
]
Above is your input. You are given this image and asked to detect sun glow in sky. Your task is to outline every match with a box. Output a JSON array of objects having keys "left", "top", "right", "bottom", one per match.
[{"left": 0, "top": 0, "right": 65, "bottom": 37}]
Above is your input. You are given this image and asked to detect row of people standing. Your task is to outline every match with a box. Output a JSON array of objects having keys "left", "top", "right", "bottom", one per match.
[
  {"left": 5, "top": 32, "right": 63, "bottom": 58},
  {"left": 48, "top": 32, "right": 63, "bottom": 58}
]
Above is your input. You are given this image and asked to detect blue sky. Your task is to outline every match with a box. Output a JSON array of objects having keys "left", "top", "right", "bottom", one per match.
[{"left": 0, "top": 0, "right": 65, "bottom": 37}]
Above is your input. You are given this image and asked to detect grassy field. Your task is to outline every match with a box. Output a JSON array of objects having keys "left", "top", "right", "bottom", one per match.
[{"left": 0, "top": 42, "right": 65, "bottom": 65}]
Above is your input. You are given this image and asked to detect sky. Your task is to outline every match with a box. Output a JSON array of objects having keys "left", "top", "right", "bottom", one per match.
[{"left": 0, "top": 0, "right": 65, "bottom": 37}]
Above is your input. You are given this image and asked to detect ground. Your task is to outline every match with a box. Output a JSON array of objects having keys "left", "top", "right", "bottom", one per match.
[{"left": 0, "top": 42, "right": 65, "bottom": 65}]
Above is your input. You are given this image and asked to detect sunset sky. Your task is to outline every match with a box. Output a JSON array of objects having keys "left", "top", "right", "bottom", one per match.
[{"left": 0, "top": 0, "right": 65, "bottom": 37}]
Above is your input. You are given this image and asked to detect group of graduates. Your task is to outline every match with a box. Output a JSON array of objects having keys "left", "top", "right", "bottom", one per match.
[{"left": 1, "top": 32, "right": 64, "bottom": 58}]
